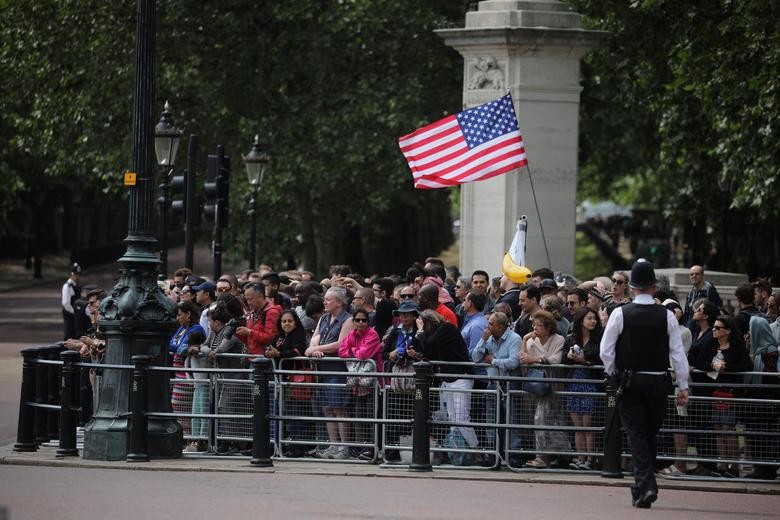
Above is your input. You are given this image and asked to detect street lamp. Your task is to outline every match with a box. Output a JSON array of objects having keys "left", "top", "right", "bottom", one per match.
[
  {"left": 242, "top": 135, "right": 270, "bottom": 271},
  {"left": 85, "top": 0, "right": 180, "bottom": 461},
  {"left": 154, "top": 101, "right": 183, "bottom": 278},
  {"left": 154, "top": 101, "right": 183, "bottom": 167}
]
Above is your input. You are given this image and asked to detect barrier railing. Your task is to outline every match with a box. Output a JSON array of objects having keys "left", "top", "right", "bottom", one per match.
[{"left": 12, "top": 347, "right": 780, "bottom": 481}]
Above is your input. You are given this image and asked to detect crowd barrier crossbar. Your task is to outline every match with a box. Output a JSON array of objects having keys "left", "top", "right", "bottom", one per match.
[{"left": 13, "top": 348, "right": 780, "bottom": 480}]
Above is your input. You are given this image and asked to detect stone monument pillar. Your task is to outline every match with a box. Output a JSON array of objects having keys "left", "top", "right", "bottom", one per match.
[{"left": 437, "top": 1, "right": 606, "bottom": 277}]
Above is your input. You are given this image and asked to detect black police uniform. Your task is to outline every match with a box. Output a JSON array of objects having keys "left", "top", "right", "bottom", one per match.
[
  {"left": 614, "top": 302, "right": 671, "bottom": 505},
  {"left": 600, "top": 259, "right": 689, "bottom": 509}
]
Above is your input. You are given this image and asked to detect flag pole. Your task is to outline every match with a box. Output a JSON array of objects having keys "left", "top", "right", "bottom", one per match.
[
  {"left": 508, "top": 87, "right": 551, "bottom": 268},
  {"left": 524, "top": 163, "right": 552, "bottom": 268}
]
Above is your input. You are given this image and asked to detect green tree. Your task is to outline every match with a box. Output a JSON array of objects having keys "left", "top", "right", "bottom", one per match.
[
  {"left": 571, "top": 0, "right": 780, "bottom": 277},
  {"left": 1, "top": 0, "right": 466, "bottom": 275}
]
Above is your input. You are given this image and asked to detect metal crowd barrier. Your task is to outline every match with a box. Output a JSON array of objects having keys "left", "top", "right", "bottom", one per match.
[{"left": 12, "top": 346, "right": 780, "bottom": 481}]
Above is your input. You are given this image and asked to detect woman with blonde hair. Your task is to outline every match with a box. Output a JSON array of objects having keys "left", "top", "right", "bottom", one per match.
[{"left": 610, "top": 271, "right": 631, "bottom": 305}]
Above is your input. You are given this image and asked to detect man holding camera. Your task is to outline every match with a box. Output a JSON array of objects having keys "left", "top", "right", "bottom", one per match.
[
  {"left": 236, "top": 282, "right": 280, "bottom": 355},
  {"left": 600, "top": 259, "right": 689, "bottom": 509}
]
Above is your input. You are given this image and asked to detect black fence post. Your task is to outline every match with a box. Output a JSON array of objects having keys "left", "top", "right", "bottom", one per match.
[
  {"left": 47, "top": 344, "right": 65, "bottom": 440},
  {"left": 409, "top": 361, "right": 432, "bottom": 472},
  {"left": 34, "top": 346, "right": 50, "bottom": 444},
  {"left": 14, "top": 347, "right": 39, "bottom": 452},
  {"left": 78, "top": 360, "right": 92, "bottom": 426},
  {"left": 601, "top": 383, "right": 623, "bottom": 478},
  {"left": 127, "top": 355, "right": 152, "bottom": 462},
  {"left": 251, "top": 357, "right": 273, "bottom": 467},
  {"left": 57, "top": 350, "right": 80, "bottom": 457}
]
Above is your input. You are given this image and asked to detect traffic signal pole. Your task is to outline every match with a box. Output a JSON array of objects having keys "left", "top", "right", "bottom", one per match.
[
  {"left": 158, "top": 168, "right": 171, "bottom": 278},
  {"left": 184, "top": 135, "right": 197, "bottom": 271}
]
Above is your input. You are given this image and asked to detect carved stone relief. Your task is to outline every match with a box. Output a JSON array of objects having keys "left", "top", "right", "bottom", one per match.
[{"left": 467, "top": 57, "right": 505, "bottom": 91}]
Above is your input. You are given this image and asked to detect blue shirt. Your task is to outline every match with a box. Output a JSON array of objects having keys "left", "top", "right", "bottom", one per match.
[
  {"left": 471, "top": 327, "right": 521, "bottom": 378},
  {"left": 461, "top": 312, "right": 489, "bottom": 375}
]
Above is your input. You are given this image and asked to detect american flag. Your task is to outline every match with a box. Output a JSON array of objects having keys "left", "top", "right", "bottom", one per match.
[{"left": 398, "top": 94, "right": 528, "bottom": 189}]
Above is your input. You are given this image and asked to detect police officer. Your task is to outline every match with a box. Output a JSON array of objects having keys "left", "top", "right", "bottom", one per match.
[
  {"left": 61, "top": 262, "right": 82, "bottom": 340},
  {"left": 600, "top": 259, "right": 689, "bottom": 509}
]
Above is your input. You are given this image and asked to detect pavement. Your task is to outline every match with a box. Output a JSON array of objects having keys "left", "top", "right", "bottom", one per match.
[{"left": 2, "top": 443, "right": 779, "bottom": 496}]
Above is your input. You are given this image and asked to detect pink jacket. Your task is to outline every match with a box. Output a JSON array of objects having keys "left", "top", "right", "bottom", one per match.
[{"left": 339, "top": 327, "right": 384, "bottom": 383}]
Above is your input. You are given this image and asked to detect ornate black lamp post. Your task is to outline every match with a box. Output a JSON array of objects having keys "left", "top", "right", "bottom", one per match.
[
  {"left": 84, "top": 0, "right": 181, "bottom": 461},
  {"left": 242, "top": 135, "right": 269, "bottom": 271},
  {"left": 154, "top": 101, "right": 183, "bottom": 279}
]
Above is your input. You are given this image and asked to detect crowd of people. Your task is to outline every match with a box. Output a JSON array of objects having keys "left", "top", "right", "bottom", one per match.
[{"left": 60, "top": 259, "right": 779, "bottom": 478}]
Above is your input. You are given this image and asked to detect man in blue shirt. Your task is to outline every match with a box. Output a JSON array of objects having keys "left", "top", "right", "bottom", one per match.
[
  {"left": 471, "top": 311, "right": 522, "bottom": 466},
  {"left": 472, "top": 312, "right": 521, "bottom": 379},
  {"left": 461, "top": 291, "right": 489, "bottom": 371}
]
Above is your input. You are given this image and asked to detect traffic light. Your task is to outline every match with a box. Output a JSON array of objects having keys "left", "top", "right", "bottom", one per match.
[
  {"left": 216, "top": 147, "right": 230, "bottom": 229},
  {"left": 203, "top": 154, "right": 218, "bottom": 223},
  {"left": 170, "top": 172, "right": 186, "bottom": 218}
]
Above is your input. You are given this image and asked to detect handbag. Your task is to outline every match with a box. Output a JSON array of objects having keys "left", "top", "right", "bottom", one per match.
[
  {"left": 523, "top": 367, "right": 552, "bottom": 397},
  {"left": 390, "top": 362, "right": 416, "bottom": 393},
  {"left": 712, "top": 389, "right": 734, "bottom": 412},
  {"left": 289, "top": 361, "right": 315, "bottom": 400},
  {"left": 346, "top": 360, "right": 374, "bottom": 396}
]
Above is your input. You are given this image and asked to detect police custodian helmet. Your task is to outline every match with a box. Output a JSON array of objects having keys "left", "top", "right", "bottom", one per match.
[{"left": 628, "top": 258, "right": 657, "bottom": 290}]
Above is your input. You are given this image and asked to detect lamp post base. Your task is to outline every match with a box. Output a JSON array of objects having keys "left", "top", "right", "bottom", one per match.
[{"left": 84, "top": 417, "right": 183, "bottom": 461}]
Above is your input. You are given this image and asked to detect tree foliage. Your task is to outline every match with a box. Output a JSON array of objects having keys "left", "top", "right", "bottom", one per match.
[
  {"left": 572, "top": 0, "right": 780, "bottom": 276},
  {"left": 1, "top": 0, "right": 466, "bottom": 274},
  {"left": 575, "top": 0, "right": 780, "bottom": 275}
]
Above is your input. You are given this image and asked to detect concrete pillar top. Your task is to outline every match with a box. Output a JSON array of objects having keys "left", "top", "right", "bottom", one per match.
[
  {"left": 466, "top": 0, "right": 582, "bottom": 29},
  {"left": 437, "top": 1, "right": 608, "bottom": 54}
]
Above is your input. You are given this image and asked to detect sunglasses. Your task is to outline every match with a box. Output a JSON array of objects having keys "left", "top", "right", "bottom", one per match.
[
  {"left": 611, "top": 279, "right": 625, "bottom": 285},
  {"left": 400, "top": 293, "right": 415, "bottom": 299},
  {"left": 712, "top": 325, "right": 726, "bottom": 331},
  {"left": 353, "top": 318, "right": 368, "bottom": 323},
  {"left": 216, "top": 287, "right": 231, "bottom": 293}
]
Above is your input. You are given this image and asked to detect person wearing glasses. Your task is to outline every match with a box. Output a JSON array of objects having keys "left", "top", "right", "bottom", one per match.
[
  {"left": 685, "top": 298, "right": 720, "bottom": 476},
  {"left": 351, "top": 287, "right": 376, "bottom": 327},
  {"left": 215, "top": 278, "right": 232, "bottom": 296},
  {"left": 610, "top": 271, "right": 631, "bottom": 305},
  {"left": 682, "top": 265, "right": 722, "bottom": 326},
  {"left": 694, "top": 315, "right": 751, "bottom": 477},
  {"left": 453, "top": 276, "right": 471, "bottom": 328},
  {"left": 566, "top": 288, "right": 588, "bottom": 314},
  {"left": 339, "top": 308, "right": 384, "bottom": 460},
  {"left": 396, "top": 284, "right": 417, "bottom": 304}
]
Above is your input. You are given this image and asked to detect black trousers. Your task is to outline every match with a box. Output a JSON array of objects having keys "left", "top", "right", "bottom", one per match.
[
  {"left": 619, "top": 386, "right": 667, "bottom": 497},
  {"left": 63, "top": 310, "right": 76, "bottom": 341}
]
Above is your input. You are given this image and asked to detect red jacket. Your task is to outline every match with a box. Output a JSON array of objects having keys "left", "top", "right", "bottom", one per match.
[
  {"left": 436, "top": 303, "right": 459, "bottom": 328},
  {"left": 243, "top": 302, "right": 281, "bottom": 355}
]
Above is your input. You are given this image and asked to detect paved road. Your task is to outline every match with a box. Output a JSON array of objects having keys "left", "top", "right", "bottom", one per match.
[{"left": 0, "top": 465, "right": 777, "bottom": 520}]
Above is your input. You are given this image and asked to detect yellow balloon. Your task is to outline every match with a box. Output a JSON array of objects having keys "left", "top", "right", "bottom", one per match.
[{"left": 502, "top": 253, "right": 532, "bottom": 283}]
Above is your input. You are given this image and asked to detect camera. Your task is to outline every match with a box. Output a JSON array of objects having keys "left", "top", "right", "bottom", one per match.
[
  {"left": 223, "top": 315, "right": 247, "bottom": 339},
  {"left": 227, "top": 316, "right": 247, "bottom": 328}
]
